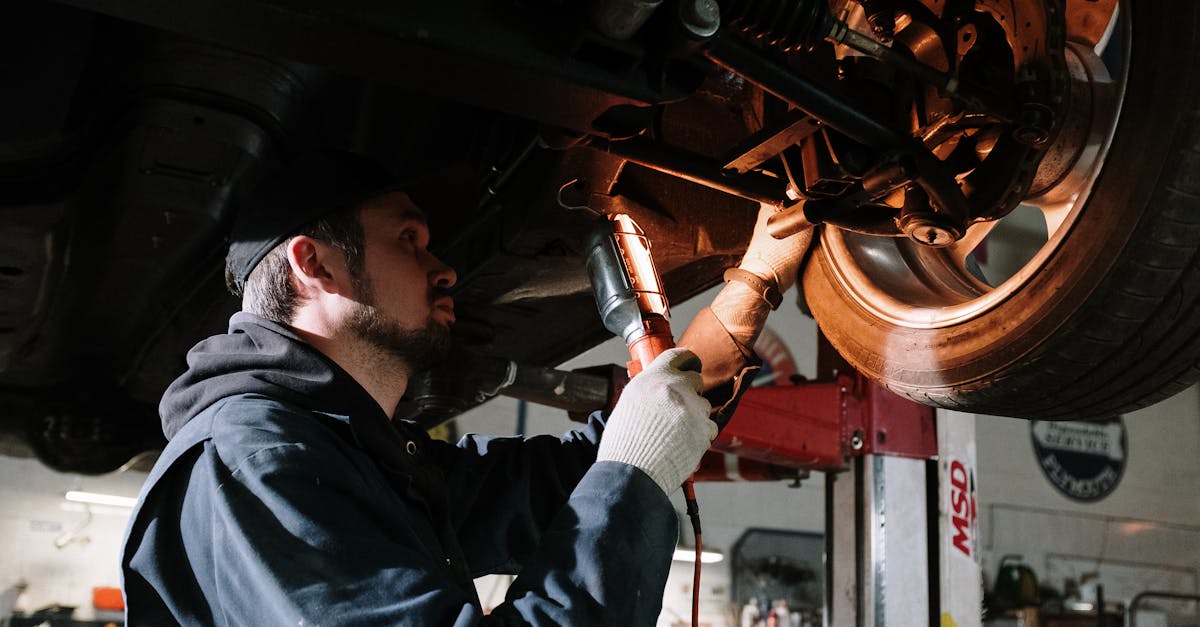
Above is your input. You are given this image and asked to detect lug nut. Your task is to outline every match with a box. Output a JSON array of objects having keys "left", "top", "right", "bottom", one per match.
[{"left": 1014, "top": 106, "right": 1053, "bottom": 145}]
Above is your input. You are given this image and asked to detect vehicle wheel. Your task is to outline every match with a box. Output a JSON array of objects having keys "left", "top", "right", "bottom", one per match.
[{"left": 802, "top": 0, "right": 1200, "bottom": 418}]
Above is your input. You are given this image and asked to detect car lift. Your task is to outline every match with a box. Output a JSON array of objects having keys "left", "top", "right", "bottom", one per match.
[
  {"left": 465, "top": 324, "right": 984, "bottom": 626},
  {"left": 472, "top": 329, "right": 983, "bottom": 626},
  {"left": 691, "top": 338, "right": 983, "bottom": 627}
]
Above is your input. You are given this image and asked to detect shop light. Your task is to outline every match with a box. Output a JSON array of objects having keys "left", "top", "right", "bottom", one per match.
[
  {"left": 64, "top": 490, "right": 137, "bottom": 508},
  {"left": 672, "top": 548, "right": 724, "bottom": 564}
]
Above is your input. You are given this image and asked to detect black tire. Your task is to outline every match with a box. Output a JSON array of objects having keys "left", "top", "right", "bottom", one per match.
[{"left": 802, "top": 0, "right": 1200, "bottom": 419}]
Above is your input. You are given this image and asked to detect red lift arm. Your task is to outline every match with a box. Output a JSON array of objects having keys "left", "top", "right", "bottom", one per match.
[{"left": 693, "top": 369, "right": 937, "bottom": 481}]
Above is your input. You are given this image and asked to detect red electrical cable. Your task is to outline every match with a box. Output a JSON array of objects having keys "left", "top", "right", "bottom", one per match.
[{"left": 683, "top": 479, "right": 701, "bottom": 627}]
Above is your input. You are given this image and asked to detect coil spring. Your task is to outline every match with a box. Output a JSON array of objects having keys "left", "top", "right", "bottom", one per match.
[{"left": 722, "top": 0, "right": 832, "bottom": 52}]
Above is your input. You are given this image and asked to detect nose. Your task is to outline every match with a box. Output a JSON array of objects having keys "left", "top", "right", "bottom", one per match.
[{"left": 427, "top": 251, "right": 457, "bottom": 289}]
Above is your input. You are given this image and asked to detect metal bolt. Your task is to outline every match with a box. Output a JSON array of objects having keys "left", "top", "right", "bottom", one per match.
[
  {"left": 1013, "top": 122, "right": 1052, "bottom": 146},
  {"left": 866, "top": 11, "right": 895, "bottom": 43},
  {"left": 850, "top": 429, "right": 865, "bottom": 450},
  {"left": 1013, "top": 87, "right": 1054, "bottom": 147}
]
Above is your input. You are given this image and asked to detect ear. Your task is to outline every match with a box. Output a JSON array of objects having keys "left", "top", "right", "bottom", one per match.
[{"left": 285, "top": 236, "right": 352, "bottom": 297}]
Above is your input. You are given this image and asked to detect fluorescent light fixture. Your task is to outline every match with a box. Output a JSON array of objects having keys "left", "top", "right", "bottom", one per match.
[
  {"left": 65, "top": 490, "right": 137, "bottom": 508},
  {"left": 672, "top": 548, "right": 724, "bottom": 564},
  {"left": 60, "top": 502, "right": 133, "bottom": 517}
]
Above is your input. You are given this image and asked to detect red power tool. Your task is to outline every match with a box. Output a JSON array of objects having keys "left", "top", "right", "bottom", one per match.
[
  {"left": 585, "top": 213, "right": 675, "bottom": 375},
  {"left": 585, "top": 213, "right": 704, "bottom": 627}
]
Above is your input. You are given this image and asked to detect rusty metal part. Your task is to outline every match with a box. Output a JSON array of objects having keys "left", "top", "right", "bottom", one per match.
[
  {"left": 859, "top": 0, "right": 897, "bottom": 43},
  {"left": 799, "top": 131, "right": 859, "bottom": 198},
  {"left": 765, "top": 201, "right": 815, "bottom": 239},
  {"left": 705, "top": 34, "right": 904, "bottom": 149},
  {"left": 1013, "top": 73, "right": 1056, "bottom": 146},
  {"left": 892, "top": 17, "right": 949, "bottom": 74},
  {"left": 860, "top": 153, "right": 917, "bottom": 199},
  {"left": 722, "top": 110, "right": 822, "bottom": 174},
  {"left": 723, "top": 0, "right": 960, "bottom": 98},
  {"left": 810, "top": 0, "right": 1093, "bottom": 330},
  {"left": 587, "top": 136, "right": 791, "bottom": 205},
  {"left": 920, "top": 112, "right": 994, "bottom": 152},
  {"left": 905, "top": 150, "right": 972, "bottom": 244},
  {"left": 711, "top": 0, "right": 1066, "bottom": 240},
  {"left": 1066, "top": 0, "right": 1119, "bottom": 49},
  {"left": 829, "top": 19, "right": 958, "bottom": 95},
  {"left": 1027, "top": 41, "right": 1120, "bottom": 207},
  {"left": 806, "top": 200, "right": 905, "bottom": 237},
  {"left": 974, "top": 0, "right": 1052, "bottom": 72},
  {"left": 955, "top": 23, "right": 980, "bottom": 61},
  {"left": 957, "top": 0, "right": 1068, "bottom": 223}
]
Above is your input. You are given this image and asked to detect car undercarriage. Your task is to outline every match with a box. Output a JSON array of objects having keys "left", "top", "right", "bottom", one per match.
[{"left": 6, "top": 0, "right": 1200, "bottom": 474}]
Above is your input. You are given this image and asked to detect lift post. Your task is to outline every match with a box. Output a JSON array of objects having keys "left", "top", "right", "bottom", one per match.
[{"left": 696, "top": 337, "right": 981, "bottom": 627}]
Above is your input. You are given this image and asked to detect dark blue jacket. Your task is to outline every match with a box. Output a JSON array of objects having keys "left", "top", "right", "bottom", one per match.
[{"left": 121, "top": 313, "right": 676, "bottom": 625}]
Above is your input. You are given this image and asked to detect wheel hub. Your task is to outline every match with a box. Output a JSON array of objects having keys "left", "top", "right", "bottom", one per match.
[{"left": 815, "top": 0, "right": 1124, "bottom": 328}]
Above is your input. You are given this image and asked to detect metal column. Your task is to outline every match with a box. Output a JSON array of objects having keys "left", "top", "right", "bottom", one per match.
[
  {"left": 693, "top": 332, "right": 979, "bottom": 626},
  {"left": 825, "top": 409, "right": 982, "bottom": 627},
  {"left": 826, "top": 454, "right": 933, "bottom": 627},
  {"left": 936, "top": 411, "right": 982, "bottom": 627}
]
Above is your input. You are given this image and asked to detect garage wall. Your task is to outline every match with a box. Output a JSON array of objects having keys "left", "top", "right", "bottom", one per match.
[
  {"left": 967, "top": 387, "right": 1200, "bottom": 608},
  {"left": 0, "top": 455, "right": 142, "bottom": 619}
]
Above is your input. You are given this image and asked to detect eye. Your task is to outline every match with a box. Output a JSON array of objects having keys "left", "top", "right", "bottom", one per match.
[{"left": 400, "top": 228, "right": 419, "bottom": 243}]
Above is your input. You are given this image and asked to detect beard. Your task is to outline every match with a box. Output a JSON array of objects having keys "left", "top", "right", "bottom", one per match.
[{"left": 345, "top": 293, "right": 452, "bottom": 375}]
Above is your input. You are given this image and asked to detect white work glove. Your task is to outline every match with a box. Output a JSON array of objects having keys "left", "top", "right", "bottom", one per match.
[
  {"left": 710, "top": 203, "right": 814, "bottom": 349},
  {"left": 740, "top": 202, "right": 812, "bottom": 295},
  {"left": 596, "top": 348, "right": 715, "bottom": 495}
]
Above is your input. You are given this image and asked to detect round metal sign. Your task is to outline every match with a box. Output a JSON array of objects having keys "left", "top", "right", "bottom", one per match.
[{"left": 1030, "top": 417, "right": 1126, "bottom": 502}]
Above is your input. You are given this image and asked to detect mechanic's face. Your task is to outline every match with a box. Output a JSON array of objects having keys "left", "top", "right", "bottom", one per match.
[{"left": 344, "top": 191, "right": 456, "bottom": 372}]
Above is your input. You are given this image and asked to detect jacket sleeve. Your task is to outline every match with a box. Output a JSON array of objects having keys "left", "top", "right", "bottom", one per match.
[
  {"left": 420, "top": 415, "right": 608, "bottom": 576},
  {"left": 206, "top": 411, "right": 675, "bottom": 626}
]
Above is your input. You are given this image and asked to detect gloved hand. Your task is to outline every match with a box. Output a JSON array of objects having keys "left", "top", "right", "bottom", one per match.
[
  {"left": 740, "top": 202, "right": 812, "bottom": 294},
  {"left": 708, "top": 203, "right": 814, "bottom": 350},
  {"left": 596, "top": 348, "right": 715, "bottom": 495}
]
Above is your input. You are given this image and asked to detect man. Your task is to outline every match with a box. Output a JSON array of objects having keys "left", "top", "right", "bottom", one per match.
[{"left": 121, "top": 151, "right": 808, "bottom": 625}]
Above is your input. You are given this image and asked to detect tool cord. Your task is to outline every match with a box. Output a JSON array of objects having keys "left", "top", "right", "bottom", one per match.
[{"left": 683, "top": 479, "right": 701, "bottom": 627}]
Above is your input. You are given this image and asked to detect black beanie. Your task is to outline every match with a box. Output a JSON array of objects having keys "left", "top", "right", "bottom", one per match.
[{"left": 226, "top": 150, "right": 400, "bottom": 294}]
